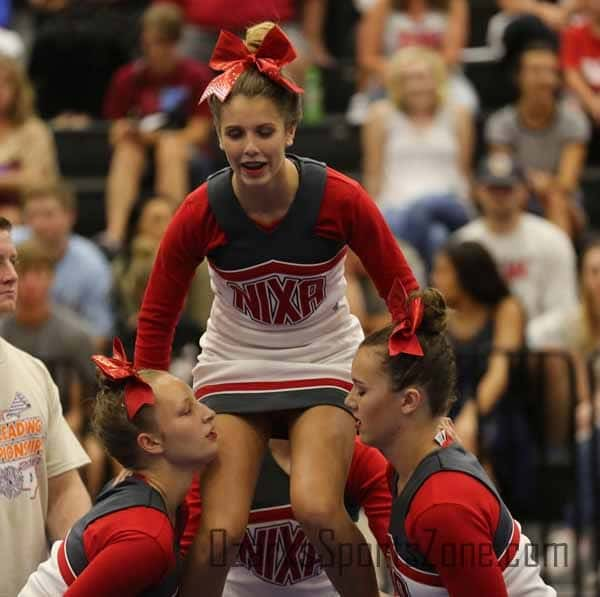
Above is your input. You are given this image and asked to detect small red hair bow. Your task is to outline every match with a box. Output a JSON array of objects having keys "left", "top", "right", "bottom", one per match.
[
  {"left": 387, "top": 279, "right": 424, "bottom": 357},
  {"left": 91, "top": 338, "right": 155, "bottom": 420},
  {"left": 199, "top": 25, "right": 304, "bottom": 104}
]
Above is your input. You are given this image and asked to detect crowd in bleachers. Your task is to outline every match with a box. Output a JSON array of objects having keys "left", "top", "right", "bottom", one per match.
[{"left": 1, "top": 0, "right": 600, "bottom": 592}]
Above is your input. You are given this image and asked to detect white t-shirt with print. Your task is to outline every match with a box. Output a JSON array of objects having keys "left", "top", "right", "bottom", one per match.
[
  {"left": 454, "top": 214, "right": 578, "bottom": 320},
  {"left": 0, "top": 337, "right": 90, "bottom": 597}
]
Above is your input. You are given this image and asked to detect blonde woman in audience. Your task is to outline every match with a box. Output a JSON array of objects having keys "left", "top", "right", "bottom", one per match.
[
  {"left": 350, "top": 0, "right": 478, "bottom": 123},
  {"left": 0, "top": 54, "right": 59, "bottom": 223},
  {"left": 362, "top": 46, "right": 473, "bottom": 269}
]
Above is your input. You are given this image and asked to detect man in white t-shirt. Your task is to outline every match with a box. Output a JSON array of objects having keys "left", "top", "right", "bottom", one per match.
[
  {"left": 454, "top": 153, "right": 578, "bottom": 320},
  {"left": 0, "top": 216, "right": 91, "bottom": 597}
]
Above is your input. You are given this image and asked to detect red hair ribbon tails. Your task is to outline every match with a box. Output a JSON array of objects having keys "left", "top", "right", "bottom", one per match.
[
  {"left": 91, "top": 338, "right": 155, "bottom": 420},
  {"left": 387, "top": 279, "right": 424, "bottom": 357},
  {"left": 200, "top": 25, "right": 303, "bottom": 104}
]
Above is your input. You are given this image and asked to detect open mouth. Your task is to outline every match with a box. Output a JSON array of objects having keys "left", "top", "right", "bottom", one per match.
[
  {"left": 355, "top": 419, "right": 362, "bottom": 433},
  {"left": 241, "top": 161, "right": 267, "bottom": 176},
  {"left": 206, "top": 430, "right": 218, "bottom": 441}
]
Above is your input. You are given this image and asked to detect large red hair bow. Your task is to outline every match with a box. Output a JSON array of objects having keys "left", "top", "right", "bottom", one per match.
[
  {"left": 199, "top": 25, "right": 304, "bottom": 104},
  {"left": 91, "top": 338, "right": 155, "bottom": 420},
  {"left": 387, "top": 279, "right": 424, "bottom": 357}
]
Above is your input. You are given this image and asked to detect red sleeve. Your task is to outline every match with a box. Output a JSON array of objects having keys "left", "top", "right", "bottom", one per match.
[
  {"left": 561, "top": 25, "right": 583, "bottom": 70},
  {"left": 345, "top": 439, "right": 392, "bottom": 553},
  {"left": 406, "top": 472, "right": 508, "bottom": 597},
  {"left": 103, "top": 64, "right": 137, "bottom": 120},
  {"left": 316, "top": 169, "right": 419, "bottom": 303},
  {"left": 180, "top": 473, "right": 202, "bottom": 557},
  {"left": 64, "top": 534, "right": 170, "bottom": 596},
  {"left": 134, "top": 187, "right": 226, "bottom": 370}
]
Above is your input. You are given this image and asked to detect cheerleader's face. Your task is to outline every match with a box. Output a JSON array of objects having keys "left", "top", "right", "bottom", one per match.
[
  {"left": 218, "top": 95, "right": 296, "bottom": 190},
  {"left": 346, "top": 345, "right": 404, "bottom": 449},
  {"left": 150, "top": 373, "right": 218, "bottom": 468}
]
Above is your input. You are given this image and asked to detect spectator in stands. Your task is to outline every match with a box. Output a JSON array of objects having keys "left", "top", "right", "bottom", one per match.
[
  {"left": 113, "top": 232, "right": 202, "bottom": 385},
  {"left": 527, "top": 236, "right": 600, "bottom": 561},
  {"left": 431, "top": 240, "right": 524, "bottom": 452},
  {"left": 562, "top": 0, "right": 600, "bottom": 114},
  {"left": 27, "top": 0, "right": 143, "bottom": 121},
  {"left": 0, "top": 216, "right": 91, "bottom": 597},
  {"left": 13, "top": 182, "right": 114, "bottom": 349},
  {"left": 362, "top": 46, "right": 473, "bottom": 270},
  {"left": 102, "top": 3, "right": 213, "bottom": 250},
  {"left": 113, "top": 194, "right": 212, "bottom": 340},
  {"left": 454, "top": 152, "right": 578, "bottom": 321},
  {"left": 486, "top": 41, "right": 589, "bottom": 238},
  {"left": 562, "top": 0, "right": 600, "bottom": 164},
  {"left": 530, "top": 237, "right": 600, "bottom": 356},
  {"left": 493, "top": 0, "right": 580, "bottom": 36},
  {"left": 0, "top": 54, "right": 59, "bottom": 225},
  {"left": 352, "top": 0, "right": 478, "bottom": 123},
  {"left": 0, "top": 239, "right": 95, "bottom": 431},
  {"left": 156, "top": 0, "right": 331, "bottom": 82},
  {"left": 345, "top": 241, "right": 426, "bottom": 334}
]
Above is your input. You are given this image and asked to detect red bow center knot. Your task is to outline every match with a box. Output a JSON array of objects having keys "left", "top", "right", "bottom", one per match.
[
  {"left": 387, "top": 280, "right": 424, "bottom": 357},
  {"left": 91, "top": 338, "right": 155, "bottom": 420}
]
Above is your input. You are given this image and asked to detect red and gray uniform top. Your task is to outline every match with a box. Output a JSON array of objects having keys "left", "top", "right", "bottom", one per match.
[
  {"left": 135, "top": 156, "right": 418, "bottom": 413},
  {"left": 57, "top": 476, "right": 184, "bottom": 596},
  {"left": 386, "top": 443, "right": 556, "bottom": 597}
]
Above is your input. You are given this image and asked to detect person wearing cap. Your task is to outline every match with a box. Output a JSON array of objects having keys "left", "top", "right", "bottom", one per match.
[{"left": 454, "top": 152, "right": 577, "bottom": 322}]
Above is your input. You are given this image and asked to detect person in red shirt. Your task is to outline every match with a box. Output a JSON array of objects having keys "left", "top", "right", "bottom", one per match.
[
  {"left": 155, "top": 0, "right": 334, "bottom": 79},
  {"left": 18, "top": 339, "right": 218, "bottom": 596},
  {"left": 102, "top": 3, "right": 214, "bottom": 249},
  {"left": 562, "top": 2, "right": 600, "bottom": 123},
  {"left": 134, "top": 21, "right": 419, "bottom": 597},
  {"left": 345, "top": 287, "right": 556, "bottom": 596}
]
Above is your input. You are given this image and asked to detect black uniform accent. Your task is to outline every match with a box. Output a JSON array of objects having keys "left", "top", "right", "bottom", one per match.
[
  {"left": 389, "top": 444, "right": 515, "bottom": 574},
  {"left": 206, "top": 155, "right": 345, "bottom": 269},
  {"left": 64, "top": 476, "right": 181, "bottom": 597}
]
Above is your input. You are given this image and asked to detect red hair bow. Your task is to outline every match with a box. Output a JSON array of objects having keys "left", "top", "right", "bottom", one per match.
[
  {"left": 387, "top": 279, "right": 424, "bottom": 357},
  {"left": 199, "top": 25, "right": 304, "bottom": 104},
  {"left": 91, "top": 338, "right": 155, "bottom": 420}
]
